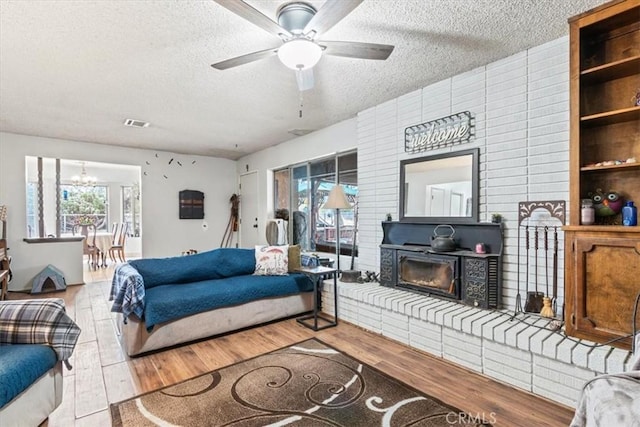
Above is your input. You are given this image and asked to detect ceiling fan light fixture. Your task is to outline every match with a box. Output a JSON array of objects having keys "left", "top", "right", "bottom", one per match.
[{"left": 277, "top": 39, "right": 322, "bottom": 70}]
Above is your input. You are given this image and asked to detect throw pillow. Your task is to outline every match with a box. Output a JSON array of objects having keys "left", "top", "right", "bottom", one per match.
[
  {"left": 288, "top": 245, "right": 301, "bottom": 272},
  {"left": 254, "top": 245, "right": 289, "bottom": 276},
  {"left": 301, "top": 253, "right": 320, "bottom": 267}
]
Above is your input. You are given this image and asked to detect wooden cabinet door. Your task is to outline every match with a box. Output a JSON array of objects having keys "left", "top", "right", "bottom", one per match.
[{"left": 566, "top": 233, "right": 640, "bottom": 348}]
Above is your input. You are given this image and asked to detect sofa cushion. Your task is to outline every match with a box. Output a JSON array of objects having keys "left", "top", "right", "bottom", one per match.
[
  {"left": 143, "top": 273, "right": 313, "bottom": 329},
  {"left": 0, "top": 344, "right": 57, "bottom": 408},
  {"left": 130, "top": 248, "right": 256, "bottom": 289},
  {"left": 254, "top": 245, "right": 289, "bottom": 276},
  {"left": 288, "top": 245, "right": 301, "bottom": 272}
]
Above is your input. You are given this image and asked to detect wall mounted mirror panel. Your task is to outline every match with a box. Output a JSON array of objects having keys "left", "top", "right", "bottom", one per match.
[{"left": 399, "top": 148, "right": 479, "bottom": 223}]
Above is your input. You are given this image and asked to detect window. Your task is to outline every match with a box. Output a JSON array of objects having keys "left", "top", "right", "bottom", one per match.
[
  {"left": 60, "top": 185, "right": 109, "bottom": 233},
  {"left": 26, "top": 182, "right": 38, "bottom": 237},
  {"left": 274, "top": 151, "right": 357, "bottom": 257},
  {"left": 122, "top": 185, "right": 141, "bottom": 237}
]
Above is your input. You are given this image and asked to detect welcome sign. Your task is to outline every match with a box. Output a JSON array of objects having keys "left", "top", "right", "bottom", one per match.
[{"left": 405, "top": 111, "right": 474, "bottom": 153}]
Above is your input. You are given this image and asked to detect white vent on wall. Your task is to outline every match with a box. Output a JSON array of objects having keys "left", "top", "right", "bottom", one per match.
[{"left": 123, "top": 118, "right": 150, "bottom": 128}]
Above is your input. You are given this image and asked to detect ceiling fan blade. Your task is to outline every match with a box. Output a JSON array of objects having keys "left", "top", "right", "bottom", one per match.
[
  {"left": 303, "top": 0, "right": 363, "bottom": 38},
  {"left": 212, "top": 0, "right": 292, "bottom": 39},
  {"left": 211, "top": 47, "right": 278, "bottom": 70},
  {"left": 321, "top": 41, "right": 394, "bottom": 60},
  {"left": 296, "top": 68, "right": 314, "bottom": 91}
]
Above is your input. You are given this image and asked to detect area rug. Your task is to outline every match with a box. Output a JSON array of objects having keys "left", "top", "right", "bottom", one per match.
[{"left": 111, "top": 338, "right": 487, "bottom": 426}]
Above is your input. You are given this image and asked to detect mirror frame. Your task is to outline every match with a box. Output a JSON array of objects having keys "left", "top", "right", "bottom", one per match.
[{"left": 399, "top": 148, "right": 479, "bottom": 223}]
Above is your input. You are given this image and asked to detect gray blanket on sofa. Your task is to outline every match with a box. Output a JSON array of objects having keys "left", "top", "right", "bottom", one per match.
[{"left": 570, "top": 339, "right": 640, "bottom": 427}]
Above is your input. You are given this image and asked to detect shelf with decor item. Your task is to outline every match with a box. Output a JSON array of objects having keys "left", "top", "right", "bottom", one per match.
[
  {"left": 565, "top": 0, "right": 640, "bottom": 350},
  {"left": 580, "top": 161, "right": 639, "bottom": 171}
]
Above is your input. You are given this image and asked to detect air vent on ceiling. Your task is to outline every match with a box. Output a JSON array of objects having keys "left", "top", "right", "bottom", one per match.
[
  {"left": 123, "top": 118, "right": 150, "bottom": 128},
  {"left": 288, "top": 128, "right": 313, "bottom": 137}
]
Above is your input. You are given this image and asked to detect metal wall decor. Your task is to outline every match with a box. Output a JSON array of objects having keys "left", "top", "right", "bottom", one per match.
[
  {"left": 518, "top": 200, "right": 566, "bottom": 226},
  {"left": 404, "top": 111, "right": 474, "bottom": 153},
  {"left": 142, "top": 152, "right": 198, "bottom": 180}
]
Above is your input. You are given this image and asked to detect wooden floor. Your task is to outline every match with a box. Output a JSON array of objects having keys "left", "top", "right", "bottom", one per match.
[{"left": 7, "top": 262, "right": 575, "bottom": 426}]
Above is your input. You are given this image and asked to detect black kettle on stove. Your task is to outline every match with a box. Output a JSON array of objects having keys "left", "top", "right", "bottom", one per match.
[{"left": 430, "top": 224, "right": 457, "bottom": 252}]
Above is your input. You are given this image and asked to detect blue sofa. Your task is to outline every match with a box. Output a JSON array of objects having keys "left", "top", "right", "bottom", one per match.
[
  {"left": 0, "top": 299, "right": 80, "bottom": 426},
  {"left": 111, "top": 248, "right": 315, "bottom": 356}
]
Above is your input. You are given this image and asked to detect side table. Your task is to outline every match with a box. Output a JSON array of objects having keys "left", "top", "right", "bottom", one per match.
[{"left": 295, "top": 266, "right": 338, "bottom": 331}]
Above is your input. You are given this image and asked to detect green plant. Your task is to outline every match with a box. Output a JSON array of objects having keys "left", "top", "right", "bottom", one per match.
[{"left": 61, "top": 188, "right": 106, "bottom": 216}]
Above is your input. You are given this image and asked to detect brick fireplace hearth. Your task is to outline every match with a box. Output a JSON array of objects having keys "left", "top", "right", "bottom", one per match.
[
  {"left": 320, "top": 281, "right": 634, "bottom": 408},
  {"left": 317, "top": 221, "right": 633, "bottom": 409}
]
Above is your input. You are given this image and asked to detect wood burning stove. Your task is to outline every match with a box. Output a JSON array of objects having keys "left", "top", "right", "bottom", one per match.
[
  {"left": 397, "top": 251, "right": 459, "bottom": 300},
  {"left": 380, "top": 222, "right": 503, "bottom": 309}
]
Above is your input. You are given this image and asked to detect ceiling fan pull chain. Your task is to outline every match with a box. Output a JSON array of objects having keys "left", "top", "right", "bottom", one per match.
[{"left": 299, "top": 91, "right": 304, "bottom": 118}]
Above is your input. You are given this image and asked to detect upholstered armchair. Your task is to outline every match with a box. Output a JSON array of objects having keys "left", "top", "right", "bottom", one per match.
[{"left": 0, "top": 298, "right": 81, "bottom": 426}]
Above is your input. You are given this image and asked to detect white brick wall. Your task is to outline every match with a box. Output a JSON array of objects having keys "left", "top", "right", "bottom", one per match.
[
  {"left": 532, "top": 354, "right": 596, "bottom": 406},
  {"left": 324, "top": 280, "right": 633, "bottom": 409},
  {"left": 356, "top": 36, "right": 570, "bottom": 311},
  {"left": 442, "top": 328, "right": 483, "bottom": 372},
  {"left": 409, "top": 317, "right": 443, "bottom": 357},
  {"left": 331, "top": 35, "right": 635, "bottom": 409}
]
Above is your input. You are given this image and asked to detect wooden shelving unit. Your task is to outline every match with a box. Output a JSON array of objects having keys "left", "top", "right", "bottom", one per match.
[{"left": 565, "top": 0, "right": 640, "bottom": 350}]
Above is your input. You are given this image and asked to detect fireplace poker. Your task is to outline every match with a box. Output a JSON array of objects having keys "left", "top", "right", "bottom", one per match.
[
  {"left": 524, "top": 224, "right": 530, "bottom": 311},
  {"left": 535, "top": 226, "right": 539, "bottom": 295},
  {"left": 515, "top": 225, "right": 523, "bottom": 314},
  {"left": 544, "top": 225, "right": 549, "bottom": 296},
  {"left": 552, "top": 226, "right": 559, "bottom": 315},
  {"left": 524, "top": 225, "right": 530, "bottom": 311}
]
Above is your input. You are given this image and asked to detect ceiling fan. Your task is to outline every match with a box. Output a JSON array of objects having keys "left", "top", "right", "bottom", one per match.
[{"left": 211, "top": 0, "right": 394, "bottom": 91}]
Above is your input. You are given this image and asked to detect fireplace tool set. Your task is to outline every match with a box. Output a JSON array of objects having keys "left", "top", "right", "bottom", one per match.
[{"left": 515, "top": 201, "right": 566, "bottom": 318}]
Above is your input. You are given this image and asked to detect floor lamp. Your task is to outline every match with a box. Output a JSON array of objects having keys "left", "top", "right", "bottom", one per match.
[{"left": 322, "top": 185, "right": 352, "bottom": 272}]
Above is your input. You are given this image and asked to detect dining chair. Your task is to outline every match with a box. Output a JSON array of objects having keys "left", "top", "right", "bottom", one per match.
[
  {"left": 108, "top": 222, "right": 128, "bottom": 263},
  {"left": 73, "top": 224, "right": 100, "bottom": 268}
]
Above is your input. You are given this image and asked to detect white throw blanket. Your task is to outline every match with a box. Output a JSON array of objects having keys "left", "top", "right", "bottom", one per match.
[{"left": 570, "top": 338, "right": 640, "bottom": 427}]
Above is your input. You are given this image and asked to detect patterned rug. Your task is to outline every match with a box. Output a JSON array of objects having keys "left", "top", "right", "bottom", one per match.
[{"left": 111, "top": 338, "right": 487, "bottom": 426}]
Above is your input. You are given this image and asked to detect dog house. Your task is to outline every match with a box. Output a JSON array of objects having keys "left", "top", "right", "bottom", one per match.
[{"left": 31, "top": 264, "right": 66, "bottom": 294}]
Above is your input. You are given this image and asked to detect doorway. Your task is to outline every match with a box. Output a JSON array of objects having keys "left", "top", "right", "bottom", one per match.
[
  {"left": 239, "top": 171, "right": 260, "bottom": 248},
  {"left": 25, "top": 157, "right": 142, "bottom": 261}
]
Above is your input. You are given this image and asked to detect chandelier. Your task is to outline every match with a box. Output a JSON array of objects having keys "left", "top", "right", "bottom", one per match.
[{"left": 72, "top": 162, "right": 97, "bottom": 187}]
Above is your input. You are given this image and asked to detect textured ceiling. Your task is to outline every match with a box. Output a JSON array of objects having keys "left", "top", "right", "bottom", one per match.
[{"left": 0, "top": 0, "right": 605, "bottom": 160}]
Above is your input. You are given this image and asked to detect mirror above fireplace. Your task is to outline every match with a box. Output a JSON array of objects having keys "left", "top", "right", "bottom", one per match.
[{"left": 399, "top": 148, "right": 479, "bottom": 223}]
